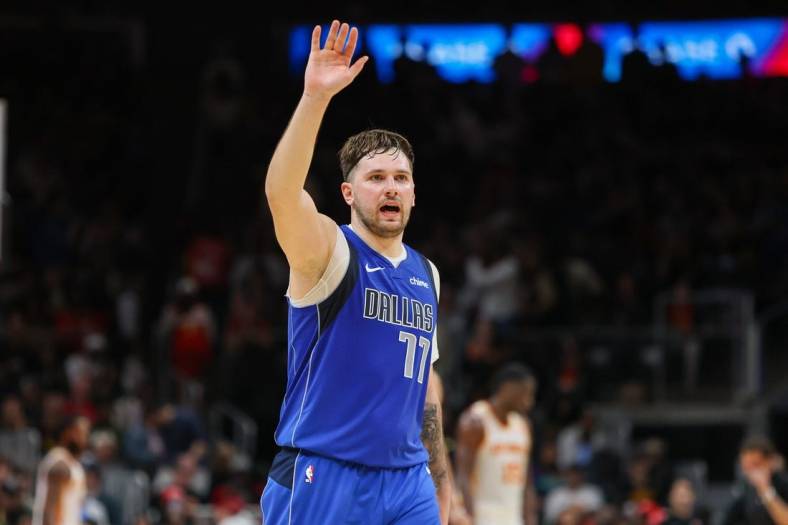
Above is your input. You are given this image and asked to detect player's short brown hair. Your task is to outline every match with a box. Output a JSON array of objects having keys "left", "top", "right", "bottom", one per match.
[{"left": 338, "top": 129, "right": 414, "bottom": 182}]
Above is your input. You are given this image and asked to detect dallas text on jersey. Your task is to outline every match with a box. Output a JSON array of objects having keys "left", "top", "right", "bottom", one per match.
[{"left": 362, "top": 288, "right": 434, "bottom": 332}]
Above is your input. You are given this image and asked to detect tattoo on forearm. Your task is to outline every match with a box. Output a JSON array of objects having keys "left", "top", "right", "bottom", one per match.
[{"left": 422, "top": 402, "right": 448, "bottom": 490}]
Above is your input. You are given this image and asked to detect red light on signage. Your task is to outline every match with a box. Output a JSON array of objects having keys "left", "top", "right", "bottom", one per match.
[
  {"left": 762, "top": 30, "right": 788, "bottom": 75},
  {"left": 554, "top": 24, "right": 584, "bottom": 56}
]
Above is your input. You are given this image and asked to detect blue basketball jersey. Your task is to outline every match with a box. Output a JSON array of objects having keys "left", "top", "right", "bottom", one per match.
[{"left": 274, "top": 225, "right": 438, "bottom": 468}]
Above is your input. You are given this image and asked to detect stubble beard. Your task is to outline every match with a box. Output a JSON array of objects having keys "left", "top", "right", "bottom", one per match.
[{"left": 354, "top": 202, "right": 409, "bottom": 239}]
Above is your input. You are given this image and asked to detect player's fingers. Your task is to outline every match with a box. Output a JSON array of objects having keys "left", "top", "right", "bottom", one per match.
[
  {"left": 311, "top": 25, "right": 321, "bottom": 52},
  {"left": 334, "top": 23, "right": 350, "bottom": 52},
  {"left": 324, "top": 20, "right": 340, "bottom": 50},
  {"left": 349, "top": 55, "right": 369, "bottom": 78},
  {"left": 343, "top": 27, "right": 359, "bottom": 59}
]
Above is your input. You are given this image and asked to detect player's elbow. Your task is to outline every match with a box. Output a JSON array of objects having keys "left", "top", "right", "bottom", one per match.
[
  {"left": 264, "top": 172, "right": 283, "bottom": 202},
  {"left": 264, "top": 160, "right": 292, "bottom": 199},
  {"left": 264, "top": 180, "right": 294, "bottom": 213}
]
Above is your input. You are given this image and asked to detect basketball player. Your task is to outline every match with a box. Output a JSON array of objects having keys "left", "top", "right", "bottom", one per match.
[
  {"left": 260, "top": 20, "right": 450, "bottom": 524},
  {"left": 455, "top": 364, "right": 537, "bottom": 525},
  {"left": 32, "top": 415, "right": 91, "bottom": 525}
]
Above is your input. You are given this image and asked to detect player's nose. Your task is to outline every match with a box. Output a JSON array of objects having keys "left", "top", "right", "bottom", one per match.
[{"left": 383, "top": 177, "right": 399, "bottom": 194}]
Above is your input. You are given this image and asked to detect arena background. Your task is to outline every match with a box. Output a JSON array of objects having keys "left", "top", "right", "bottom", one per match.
[{"left": 1, "top": 0, "right": 788, "bottom": 523}]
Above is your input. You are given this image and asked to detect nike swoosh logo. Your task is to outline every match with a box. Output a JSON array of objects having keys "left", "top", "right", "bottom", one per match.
[{"left": 365, "top": 263, "right": 385, "bottom": 273}]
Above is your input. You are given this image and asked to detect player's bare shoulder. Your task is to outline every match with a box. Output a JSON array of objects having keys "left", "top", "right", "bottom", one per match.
[
  {"left": 457, "top": 406, "right": 486, "bottom": 445},
  {"left": 285, "top": 213, "right": 341, "bottom": 298}
]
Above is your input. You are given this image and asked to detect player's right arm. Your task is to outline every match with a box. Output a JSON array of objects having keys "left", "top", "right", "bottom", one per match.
[
  {"left": 42, "top": 461, "right": 70, "bottom": 525},
  {"left": 455, "top": 410, "right": 485, "bottom": 517},
  {"left": 265, "top": 20, "right": 368, "bottom": 297}
]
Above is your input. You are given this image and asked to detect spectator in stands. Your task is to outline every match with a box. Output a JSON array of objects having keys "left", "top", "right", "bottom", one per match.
[
  {"left": 63, "top": 358, "right": 99, "bottom": 424},
  {"left": 662, "top": 478, "right": 704, "bottom": 525},
  {"left": 82, "top": 460, "right": 115, "bottom": 525},
  {"left": 156, "top": 277, "right": 217, "bottom": 397},
  {"left": 625, "top": 453, "right": 658, "bottom": 504},
  {"left": 544, "top": 464, "right": 604, "bottom": 523},
  {"left": 461, "top": 227, "right": 522, "bottom": 329},
  {"left": 159, "top": 484, "right": 197, "bottom": 525},
  {"left": 0, "top": 396, "right": 41, "bottom": 475},
  {"left": 1, "top": 459, "right": 32, "bottom": 525},
  {"left": 123, "top": 404, "right": 167, "bottom": 473},
  {"left": 642, "top": 438, "right": 674, "bottom": 504},
  {"left": 89, "top": 430, "right": 133, "bottom": 522},
  {"left": 723, "top": 436, "right": 788, "bottom": 525},
  {"left": 153, "top": 452, "right": 211, "bottom": 503},
  {"left": 534, "top": 438, "right": 564, "bottom": 500},
  {"left": 557, "top": 407, "right": 608, "bottom": 470}
]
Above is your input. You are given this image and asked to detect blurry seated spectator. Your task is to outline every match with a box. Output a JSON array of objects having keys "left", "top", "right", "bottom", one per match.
[
  {"left": 722, "top": 436, "right": 788, "bottom": 525},
  {"left": 184, "top": 235, "right": 231, "bottom": 292},
  {"left": 213, "top": 487, "right": 255, "bottom": 525},
  {"left": 126, "top": 400, "right": 206, "bottom": 467},
  {"left": 642, "top": 438, "right": 674, "bottom": 504},
  {"left": 1, "top": 460, "right": 31, "bottom": 525},
  {"left": 636, "top": 499, "right": 668, "bottom": 525},
  {"left": 63, "top": 364, "right": 98, "bottom": 424},
  {"left": 662, "top": 478, "right": 705, "bottom": 525},
  {"left": 544, "top": 464, "right": 604, "bottom": 523},
  {"left": 89, "top": 430, "right": 131, "bottom": 522},
  {"left": 156, "top": 277, "right": 217, "bottom": 384},
  {"left": 555, "top": 506, "right": 589, "bottom": 525},
  {"left": 0, "top": 311, "right": 43, "bottom": 397},
  {"left": 83, "top": 460, "right": 116, "bottom": 525},
  {"left": 123, "top": 404, "right": 167, "bottom": 472},
  {"left": 557, "top": 407, "right": 608, "bottom": 470},
  {"left": 535, "top": 439, "right": 564, "bottom": 498},
  {"left": 465, "top": 318, "right": 499, "bottom": 364},
  {"left": 461, "top": 231, "right": 521, "bottom": 326},
  {"left": 159, "top": 403, "right": 208, "bottom": 464},
  {"left": 0, "top": 395, "right": 41, "bottom": 474},
  {"left": 519, "top": 241, "right": 559, "bottom": 324},
  {"left": 626, "top": 453, "right": 658, "bottom": 504},
  {"left": 153, "top": 452, "right": 211, "bottom": 502},
  {"left": 159, "top": 484, "right": 198, "bottom": 525}
]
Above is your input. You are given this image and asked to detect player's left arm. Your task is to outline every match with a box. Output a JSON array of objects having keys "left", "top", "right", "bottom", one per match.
[
  {"left": 424, "top": 368, "right": 451, "bottom": 525},
  {"left": 524, "top": 475, "right": 538, "bottom": 525},
  {"left": 523, "top": 418, "right": 538, "bottom": 525}
]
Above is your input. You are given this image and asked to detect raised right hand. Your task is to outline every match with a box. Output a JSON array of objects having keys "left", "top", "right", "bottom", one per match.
[{"left": 304, "top": 20, "right": 369, "bottom": 101}]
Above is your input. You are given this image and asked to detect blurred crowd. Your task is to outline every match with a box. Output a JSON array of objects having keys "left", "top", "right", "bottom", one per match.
[{"left": 1, "top": 14, "right": 788, "bottom": 525}]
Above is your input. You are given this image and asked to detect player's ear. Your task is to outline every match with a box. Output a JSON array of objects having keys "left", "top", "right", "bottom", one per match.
[{"left": 341, "top": 181, "right": 353, "bottom": 205}]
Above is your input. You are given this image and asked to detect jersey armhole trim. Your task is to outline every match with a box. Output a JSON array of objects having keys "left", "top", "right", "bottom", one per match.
[
  {"left": 418, "top": 254, "right": 441, "bottom": 364},
  {"left": 288, "top": 226, "right": 350, "bottom": 308},
  {"left": 317, "top": 241, "right": 359, "bottom": 332}
]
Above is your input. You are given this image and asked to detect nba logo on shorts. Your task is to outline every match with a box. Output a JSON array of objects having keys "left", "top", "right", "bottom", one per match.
[{"left": 304, "top": 465, "right": 315, "bottom": 484}]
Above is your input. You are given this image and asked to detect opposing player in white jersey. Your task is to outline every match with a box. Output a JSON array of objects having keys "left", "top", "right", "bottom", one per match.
[
  {"left": 455, "top": 364, "right": 537, "bottom": 525},
  {"left": 32, "top": 415, "right": 91, "bottom": 525}
]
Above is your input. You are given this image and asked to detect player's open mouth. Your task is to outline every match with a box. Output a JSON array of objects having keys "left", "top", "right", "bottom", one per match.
[{"left": 380, "top": 204, "right": 400, "bottom": 218}]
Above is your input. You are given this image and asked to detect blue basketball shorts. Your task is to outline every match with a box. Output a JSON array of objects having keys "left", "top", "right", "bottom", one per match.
[{"left": 260, "top": 447, "right": 440, "bottom": 525}]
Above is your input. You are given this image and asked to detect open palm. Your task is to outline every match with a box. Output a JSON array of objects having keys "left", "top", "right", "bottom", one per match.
[{"left": 304, "top": 20, "right": 368, "bottom": 99}]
